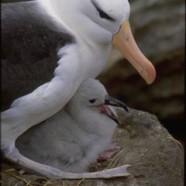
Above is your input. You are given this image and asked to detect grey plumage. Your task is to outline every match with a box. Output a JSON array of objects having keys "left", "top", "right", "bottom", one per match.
[
  {"left": 16, "top": 79, "right": 127, "bottom": 173},
  {"left": 1, "top": 1, "right": 73, "bottom": 111}
]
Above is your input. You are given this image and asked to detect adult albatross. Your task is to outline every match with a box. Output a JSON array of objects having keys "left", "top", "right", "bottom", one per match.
[{"left": 1, "top": 0, "right": 156, "bottom": 178}]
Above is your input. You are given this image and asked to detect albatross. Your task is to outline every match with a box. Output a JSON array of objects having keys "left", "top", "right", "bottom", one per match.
[
  {"left": 16, "top": 78, "right": 128, "bottom": 173},
  {"left": 1, "top": 0, "right": 156, "bottom": 178}
]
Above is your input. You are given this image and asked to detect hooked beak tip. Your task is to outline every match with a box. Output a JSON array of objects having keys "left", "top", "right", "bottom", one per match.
[{"left": 105, "top": 95, "right": 128, "bottom": 112}]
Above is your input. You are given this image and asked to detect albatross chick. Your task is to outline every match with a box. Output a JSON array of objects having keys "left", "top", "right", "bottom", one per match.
[{"left": 16, "top": 79, "right": 128, "bottom": 173}]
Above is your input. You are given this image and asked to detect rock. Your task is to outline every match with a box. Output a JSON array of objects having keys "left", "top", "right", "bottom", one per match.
[
  {"left": 100, "top": 0, "right": 184, "bottom": 121},
  {"left": 1, "top": 108, "right": 184, "bottom": 186}
]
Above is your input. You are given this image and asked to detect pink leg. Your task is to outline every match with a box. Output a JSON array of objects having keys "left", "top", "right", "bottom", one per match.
[{"left": 98, "top": 142, "right": 121, "bottom": 162}]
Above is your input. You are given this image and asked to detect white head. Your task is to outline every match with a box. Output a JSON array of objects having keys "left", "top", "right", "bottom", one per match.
[
  {"left": 38, "top": 0, "right": 156, "bottom": 83},
  {"left": 39, "top": 0, "right": 129, "bottom": 43}
]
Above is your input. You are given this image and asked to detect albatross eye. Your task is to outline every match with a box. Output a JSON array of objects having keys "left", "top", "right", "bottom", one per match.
[
  {"left": 97, "top": 8, "right": 114, "bottom": 21},
  {"left": 89, "top": 99, "right": 96, "bottom": 104},
  {"left": 91, "top": 0, "right": 115, "bottom": 21}
]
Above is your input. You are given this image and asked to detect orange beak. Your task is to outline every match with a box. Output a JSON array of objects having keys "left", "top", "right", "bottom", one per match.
[{"left": 113, "top": 20, "right": 156, "bottom": 84}]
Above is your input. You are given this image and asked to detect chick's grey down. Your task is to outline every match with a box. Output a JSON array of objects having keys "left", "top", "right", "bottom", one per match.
[{"left": 16, "top": 79, "right": 125, "bottom": 173}]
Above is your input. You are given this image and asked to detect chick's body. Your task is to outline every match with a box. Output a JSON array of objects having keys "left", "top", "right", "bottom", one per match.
[{"left": 16, "top": 79, "right": 118, "bottom": 173}]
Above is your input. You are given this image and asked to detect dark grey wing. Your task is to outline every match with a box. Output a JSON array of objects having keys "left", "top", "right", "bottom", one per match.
[{"left": 1, "top": 1, "right": 74, "bottom": 111}]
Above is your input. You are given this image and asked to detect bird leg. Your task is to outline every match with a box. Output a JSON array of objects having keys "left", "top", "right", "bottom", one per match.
[
  {"left": 3, "top": 144, "right": 130, "bottom": 179},
  {"left": 98, "top": 142, "right": 121, "bottom": 162}
]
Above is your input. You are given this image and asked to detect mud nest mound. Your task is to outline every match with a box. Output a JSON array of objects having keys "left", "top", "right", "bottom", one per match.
[{"left": 1, "top": 108, "right": 184, "bottom": 186}]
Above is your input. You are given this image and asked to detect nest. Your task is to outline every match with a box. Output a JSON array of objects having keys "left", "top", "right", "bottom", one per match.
[{"left": 1, "top": 108, "right": 184, "bottom": 186}]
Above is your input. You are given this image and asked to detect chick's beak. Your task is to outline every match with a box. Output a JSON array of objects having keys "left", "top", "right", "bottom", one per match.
[
  {"left": 97, "top": 95, "right": 128, "bottom": 125},
  {"left": 113, "top": 20, "right": 156, "bottom": 85},
  {"left": 104, "top": 95, "right": 128, "bottom": 112}
]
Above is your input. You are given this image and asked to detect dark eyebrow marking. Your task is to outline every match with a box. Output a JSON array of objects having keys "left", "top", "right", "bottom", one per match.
[{"left": 91, "top": 0, "right": 115, "bottom": 21}]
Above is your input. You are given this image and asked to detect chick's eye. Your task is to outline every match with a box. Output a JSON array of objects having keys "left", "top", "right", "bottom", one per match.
[{"left": 89, "top": 99, "right": 96, "bottom": 104}]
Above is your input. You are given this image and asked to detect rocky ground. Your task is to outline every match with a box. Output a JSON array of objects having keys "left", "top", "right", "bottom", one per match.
[{"left": 1, "top": 108, "right": 184, "bottom": 186}]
